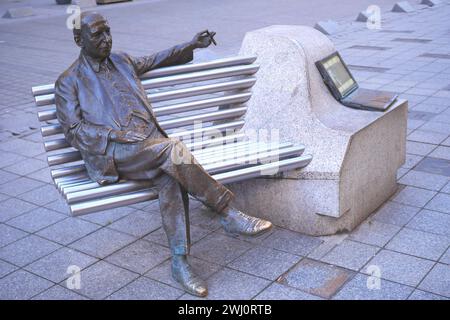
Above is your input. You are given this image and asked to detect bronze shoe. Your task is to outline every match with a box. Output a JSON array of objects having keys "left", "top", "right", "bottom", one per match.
[
  {"left": 172, "top": 256, "right": 208, "bottom": 297},
  {"left": 220, "top": 207, "right": 273, "bottom": 236}
]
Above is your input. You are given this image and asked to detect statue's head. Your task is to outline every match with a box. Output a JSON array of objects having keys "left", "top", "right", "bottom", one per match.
[{"left": 73, "top": 12, "right": 112, "bottom": 60}]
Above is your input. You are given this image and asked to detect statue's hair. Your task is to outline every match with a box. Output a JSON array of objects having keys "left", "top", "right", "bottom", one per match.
[{"left": 72, "top": 11, "right": 106, "bottom": 44}]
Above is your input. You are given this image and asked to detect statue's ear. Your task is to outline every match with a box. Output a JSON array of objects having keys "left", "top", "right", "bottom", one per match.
[{"left": 73, "top": 30, "right": 83, "bottom": 48}]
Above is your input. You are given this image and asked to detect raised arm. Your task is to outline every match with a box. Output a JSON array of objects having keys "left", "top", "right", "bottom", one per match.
[{"left": 129, "top": 30, "right": 216, "bottom": 76}]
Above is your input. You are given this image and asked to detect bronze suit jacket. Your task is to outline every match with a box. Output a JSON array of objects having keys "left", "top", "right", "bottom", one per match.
[{"left": 55, "top": 43, "right": 194, "bottom": 184}]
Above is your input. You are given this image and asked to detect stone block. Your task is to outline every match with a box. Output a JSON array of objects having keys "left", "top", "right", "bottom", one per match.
[
  {"left": 314, "top": 20, "right": 341, "bottom": 35},
  {"left": 392, "top": 1, "right": 415, "bottom": 13},
  {"left": 229, "top": 25, "right": 407, "bottom": 235},
  {"left": 2, "top": 7, "right": 34, "bottom": 19}
]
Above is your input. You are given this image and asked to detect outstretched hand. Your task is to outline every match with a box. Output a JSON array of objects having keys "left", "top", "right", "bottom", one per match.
[
  {"left": 109, "top": 130, "right": 147, "bottom": 143},
  {"left": 191, "top": 30, "right": 216, "bottom": 49}
]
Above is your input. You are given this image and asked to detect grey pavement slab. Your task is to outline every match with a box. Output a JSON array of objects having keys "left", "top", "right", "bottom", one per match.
[
  {"left": 391, "top": 186, "right": 437, "bottom": 207},
  {"left": 2, "top": 158, "right": 47, "bottom": 176},
  {"left": 402, "top": 154, "right": 424, "bottom": 169},
  {"left": 280, "top": 258, "right": 354, "bottom": 299},
  {"left": 364, "top": 249, "right": 435, "bottom": 287},
  {"left": 32, "top": 285, "right": 88, "bottom": 300},
  {"left": 372, "top": 201, "right": 421, "bottom": 227},
  {"left": 399, "top": 170, "right": 449, "bottom": 191},
  {"left": 260, "top": 228, "right": 323, "bottom": 256},
  {"left": 321, "top": 240, "right": 379, "bottom": 271},
  {"left": 228, "top": 246, "right": 301, "bottom": 281},
  {"left": 105, "top": 239, "right": 171, "bottom": 275},
  {"left": 6, "top": 207, "right": 66, "bottom": 233},
  {"left": 44, "top": 198, "right": 71, "bottom": 215},
  {"left": 69, "top": 228, "right": 136, "bottom": 259},
  {"left": 145, "top": 256, "right": 221, "bottom": 290},
  {"left": 415, "top": 157, "right": 450, "bottom": 177},
  {"left": 188, "top": 205, "right": 222, "bottom": 232},
  {"left": 349, "top": 220, "right": 401, "bottom": 247},
  {"left": 408, "top": 289, "right": 448, "bottom": 300},
  {"left": 0, "top": 234, "right": 61, "bottom": 267},
  {"left": 0, "top": 270, "right": 53, "bottom": 300},
  {"left": 406, "top": 141, "right": 437, "bottom": 156},
  {"left": 0, "top": 170, "right": 20, "bottom": 185},
  {"left": 17, "top": 184, "right": 61, "bottom": 206},
  {"left": 254, "top": 283, "right": 323, "bottom": 300},
  {"left": 0, "top": 259, "right": 18, "bottom": 278},
  {"left": 440, "top": 249, "right": 450, "bottom": 264},
  {"left": 66, "top": 261, "right": 139, "bottom": 300},
  {"left": 107, "top": 210, "right": 162, "bottom": 238},
  {"left": 408, "top": 130, "right": 448, "bottom": 145},
  {"left": 79, "top": 206, "right": 136, "bottom": 226},
  {"left": 0, "top": 176, "right": 45, "bottom": 197},
  {"left": 0, "top": 223, "right": 28, "bottom": 248},
  {"left": 25, "top": 247, "right": 98, "bottom": 283},
  {"left": 386, "top": 227, "right": 449, "bottom": 260},
  {"left": 36, "top": 217, "right": 102, "bottom": 245},
  {"left": 190, "top": 232, "right": 253, "bottom": 265},
  {"left": 107, "top": 276, "right": 183, "bottom": 300},
  {"left": 145, "top": 224, "right": 212, "bottom": 248},
  {"left": 333, "top": 273, "right": 413, "bottom": 300},
  {"left": 425, "top": 193, "right": 450, "bottom": 213},
  {"left": 418, "top": 263, "right": 450, "bottom": 297},
  {"left": 0, "top": 197, "right": 38, "bottom": 222},
  {"left": 406, "top": 209, "right": 450, "bottom": 237},
  {"left": 182, "top": 268, "right": 270, "bottom": 300},
  {"left": 442, "top": 182, "right": 450, "bottom": 194}
]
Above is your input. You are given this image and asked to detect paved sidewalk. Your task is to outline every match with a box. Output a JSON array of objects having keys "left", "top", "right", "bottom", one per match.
[{"left": 0, "top": 0, "right": 449, "bottom": 300}]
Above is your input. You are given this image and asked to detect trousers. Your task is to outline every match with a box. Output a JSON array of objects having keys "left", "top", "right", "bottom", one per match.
[{"left": 114, "top": 137, "right": 234, "bottom": 255}]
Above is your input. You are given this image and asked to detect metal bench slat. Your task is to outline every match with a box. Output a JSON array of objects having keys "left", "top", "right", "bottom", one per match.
[
  {"left": 69, "top": 154, "right": 312, "bottom": 216},
  {"left": 31, "top": 56, "right": 257, "bottom": 97},
  {"left": 66, "top": 144, "right": 303, "bottom": 204},
  {"left": 35, "top": 77, "right": 257, "bottom": 108},
  {"left": 141, "top": 64, "right": 259, "bottom": 90},
  {"left": 38, "top": 91, "right": 251, "bottom": 122}
]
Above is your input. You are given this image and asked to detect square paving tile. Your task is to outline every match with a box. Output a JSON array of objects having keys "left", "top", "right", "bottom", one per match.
[
  {"left": 402, "top": 154, "right": 424, "bottom": 169},
  {"left": 69, "top": 228, "right": 136, "bottom": 259},
  {"left": 105, "top": 240, "right": 171, "bottom": 275},
  {"left": 3, "top": 158, "right": 47, "bottom": 176},
  {"left": 260, "top": 228, "right": 323, "bottom": 256},
  {"left": 80, "top": 206, "right": 136, "bottom": 226},
  {"left": 190, "top": 232, "right": 253, "bottom": 265},
  {"left": 439, "top": 249, "right": 450, "bottom": 264},
  {"left": 333, "top": 273, "right": 413, "bottom": 300},
  {"left": 372, "top": 201, "right": 420, "bottom": 227},
  {"left": 0, "top": 197, "right": 37, "bottom": 222},
  {"left": 0, "top": 177, "right": 45, "bottom": 197},
  {"left": 415, "top": 157, "right": 450, "bottom": 177},
  {"left": 0, "top": 235, "right": 61, "bottom": 267},
  {"left": 418, "top": 263, "right": 450, "bottom": 298},
  {"left": 107, "top": 211, "right": 162, "bottom": 238},
  {"left": 399, "top": 170, "right": 449, "bottom": 191},
  {"left": 0, "top": 223, "right": 28, "bottom": 248},
  {"left": 36, "top": 217, "right": 101, "bottom": 245},
  {"left": 363, "top": 249, "right": 434, "bottom": 287},
  {"left": 254, "top": 283, "right": 322, "bottom": 300},
  {"left": 408, "top": 289, "right": 447, "bottom": 300},
  {"left": 349, "top": 220, "right": 401, "bottom": 247},
  {"left": 429, "top": 146, "right": 450, "bottom": 160},
  {"left": 408, "top": 130, "right": 447, "bottom": 145},
  {"left": 442, "top": 182, "right": 450, "bottom": 194},
  {"left": 107, "top": 277, "right": 183, "bottom": 300},
  {"left": 391, "top": 186, "right": 436, "bottom": 208},
  {"left": 188, "top": 205, "right": 222, "bottom": 231},
  {"left": 145, "top": 224, "right": 212, "bottom": 248},
  {"left": 145, "top": 256, "right": 221, "bottom": 290},
  {"left": 280, "top": 258, "right": 354, "bottom": 299},
  {"left": 6, "top": 207, "right": 66, "bottom": 233},
  {"left": 407, "top": 209, "right": 450, "bottom": 237},
  {"left": 0, "top": 170, "right": 20, "bottom": 185},
  {"left": 0, "top": 270, "right": 53, "bottom": 300},
  {"left": 406, "top": 141, "right": 436, "bottom": 156},
  {"left": 228, "top": 246, "right": 301, "bottom": 280},
  {"left": 386, "top": 227, "right": 449, "bottom": 261},
  {"left": 18, "top": 184, "right": 61, "bottom": 206},
  {"left": 321, "top": 240, "right": 379, "bottom": 271},
  {"left": 66, "top": 261, "right": 139, "bottom": 300},
  {"left": 0, "top": 259, "right": 18, "bottom": 278},
  {"left": 183, "top": 268, "right": 270, "bottom": 300},
  {"left": 32, "top": 285, "right": 88, "bottom": 300},
  {"left": 25, "top": 247, "right": 98, "bottom": 283},
  {"left": 425, "top": 193, "right": 450, "bottom": 213}
]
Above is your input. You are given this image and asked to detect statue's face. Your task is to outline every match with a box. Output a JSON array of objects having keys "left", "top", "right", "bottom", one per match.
[{"left": 80, "top": 16, "right": 112, "bottom": 60}]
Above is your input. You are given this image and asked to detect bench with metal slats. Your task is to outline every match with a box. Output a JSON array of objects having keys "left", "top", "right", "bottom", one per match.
[{"left": 32, "top": 55, "right": 313, "bottom": 216}]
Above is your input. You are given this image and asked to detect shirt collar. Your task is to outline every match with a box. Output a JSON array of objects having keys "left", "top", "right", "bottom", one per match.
[{"left": 83, "top": 53, "right": 109, "bottom": 73}]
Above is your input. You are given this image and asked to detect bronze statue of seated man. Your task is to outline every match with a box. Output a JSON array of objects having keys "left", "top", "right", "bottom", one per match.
[{"left": 55, "top": 11, "right": 272, "bottom": 297}]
